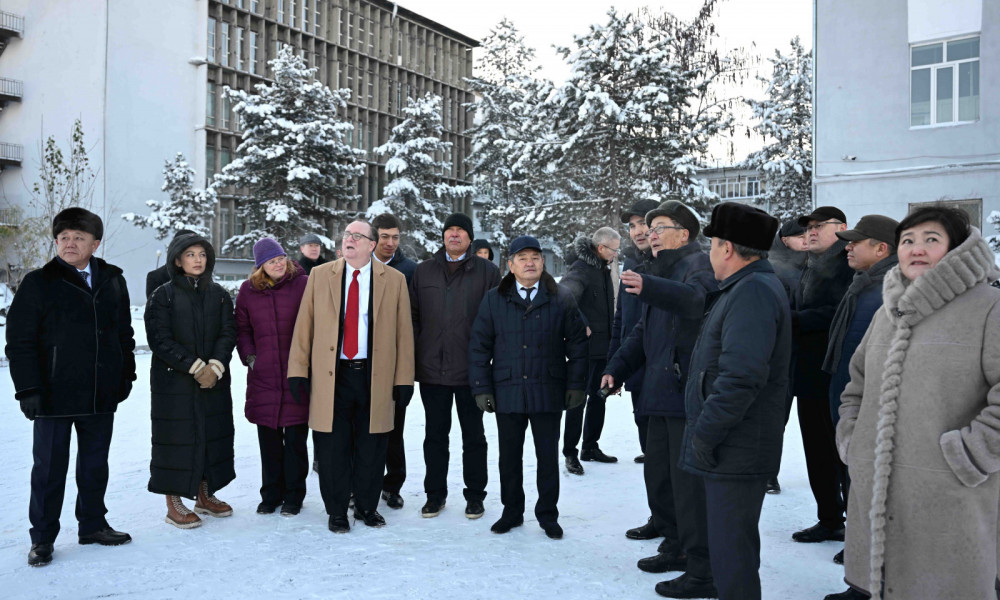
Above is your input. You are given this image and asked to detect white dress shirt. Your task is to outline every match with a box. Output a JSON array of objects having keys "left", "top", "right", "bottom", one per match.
[
  {"left": 340, "top": 260, "right": 372, "bottom": 360},
  {"left": 515, "top": 278, "right": 537, "bottom": 302}
]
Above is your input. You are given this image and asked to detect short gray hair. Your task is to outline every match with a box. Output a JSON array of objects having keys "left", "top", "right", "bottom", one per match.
[
  {"left": 732, "top": 242, "right": 768, "bottom": 261},
  {"left": 592, "top": 226, "right": 621, "bottom": 248}
]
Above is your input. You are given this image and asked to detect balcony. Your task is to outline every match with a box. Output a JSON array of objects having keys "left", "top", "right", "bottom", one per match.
[
  {"left": 0, "top": 77, "right": 22, "bottom": 103},
  {"left": 0, "top": 142, "right": 23, "bottom": 168},
  {"left": 0, "top": 11, "right": 24, "bottom": 58}
]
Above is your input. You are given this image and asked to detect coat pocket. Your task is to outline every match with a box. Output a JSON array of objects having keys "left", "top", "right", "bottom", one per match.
[{"left": 493, "top": 367, "right": 512, "bottom": 382}]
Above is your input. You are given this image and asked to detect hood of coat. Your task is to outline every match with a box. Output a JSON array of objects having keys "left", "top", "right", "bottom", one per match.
[
  {"left": 883, "top": 227, "right": 1000, "bottom": 327},
  {"left": 498, "top": 270, "right": 558, "bottom": 297},
  {"left": 167, "top": 232, "right": 216, "bottom": 280},
  {"left": 569, "top": 235, "right": 605, "bottom": 270},
  {"left": 769, "top": 232, "right": 808, "bottom": 269}
]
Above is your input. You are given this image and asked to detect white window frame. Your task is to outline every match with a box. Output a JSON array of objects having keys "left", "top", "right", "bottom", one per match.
[
  {"left": 277, "top": 0, "right": 284, "bottom": 24},
  {"left": 220, "top": 22, "right": 230, "bottom": 67},
  {"left": 249, "top": 31, "right": 258, "bottom": 75},
  {"left": 908, "top": 198, "right": 982, "bottom": 229},
  {"left": 910, "top": 35, "right": 980, "bottom": 128},
  {"left": 236, "top": 27, "right": 245, "bottom": 71},
  {"left": 207, "top": 18, "right": 216, "bottom": 63}
]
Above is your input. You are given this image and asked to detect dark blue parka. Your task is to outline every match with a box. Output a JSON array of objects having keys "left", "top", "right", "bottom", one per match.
[
  {"left": 680, "top": 259, "right": 792, "bottom": 480},
  {"left": 607, "top": 248, "right": 650, "bottom": 392},
  {"left": 469, "top": 271, "right": 588, "bottom": 413},
  {"left": 605, "top": 242, "right": 716, "bottom": 418}
]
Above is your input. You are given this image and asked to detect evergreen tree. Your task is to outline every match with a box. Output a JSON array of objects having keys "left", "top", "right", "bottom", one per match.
[
  {"left": 367, "top": 93, "right": 472, "bottom": 259},
  {"left": 214, "top": 45, "right": 363, "bottom": 253},
  {"left": 743, "top": 37, "right": 813, "bottom": 221},
  {"left": 122, "top": 153, "right": 214, "bottom": 239}
]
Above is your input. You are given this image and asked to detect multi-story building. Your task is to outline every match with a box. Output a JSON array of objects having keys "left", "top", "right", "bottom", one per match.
[
  {"left": 696, "top": 165, "right": 767, "bottom": 209},
  {"left": 0, "top": 0, "right": 476, "bottom": 296},
  {"left": 814, "top": 0, "right": 997, "bottom": 233}
]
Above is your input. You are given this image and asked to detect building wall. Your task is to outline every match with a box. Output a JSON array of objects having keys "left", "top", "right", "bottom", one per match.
[{"left": 815, "top": 0, "right": 999, "bottom": 231}]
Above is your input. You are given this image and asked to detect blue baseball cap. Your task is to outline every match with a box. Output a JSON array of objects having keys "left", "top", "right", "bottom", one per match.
[{"left": 508, "top": 235, "right": 542, "bottom": 256}]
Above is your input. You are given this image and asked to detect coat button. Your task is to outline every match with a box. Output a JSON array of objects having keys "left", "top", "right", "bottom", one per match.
[
  {"left": 329, "top": 371, "right": 333, "bottom": 376},
  {"left": 522, "top": 345, "right": 527, "bottom": 349},
  {"left": 522, "top": 375, "right": 527, "bottom": 379}
]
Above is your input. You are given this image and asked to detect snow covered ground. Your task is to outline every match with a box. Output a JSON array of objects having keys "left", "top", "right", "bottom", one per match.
[{"left": 0, "top": 319, "right": 847, "bottom": 598}]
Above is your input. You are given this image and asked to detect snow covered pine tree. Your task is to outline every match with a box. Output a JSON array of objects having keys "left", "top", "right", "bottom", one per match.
[{"left": 122, "top": 153, "right": 214, "bottom": 239}]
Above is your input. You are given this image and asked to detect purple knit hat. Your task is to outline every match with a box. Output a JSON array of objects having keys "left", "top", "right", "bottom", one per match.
[{"left": 253, "top": 237, "right": 286, "bottom": 268}]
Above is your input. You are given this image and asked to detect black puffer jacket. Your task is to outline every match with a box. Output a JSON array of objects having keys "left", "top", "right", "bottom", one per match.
[
  {"left": 387, "top": 248, "right": 418, "bottom": 285},
  {"left": 6, "top": 257, "right": 136, "bottom": 417},
  {"left": 559, "top": 236, "right": 614, "bottom": 360},
  {"left": 145, "top": 234, "right": 237, "bottom": 498},
  {"left": 468, "top": 271, "right": 588, "bottom": 413},
  {"left": 410, "top": 247, "right": 501, "bottom": 386}
]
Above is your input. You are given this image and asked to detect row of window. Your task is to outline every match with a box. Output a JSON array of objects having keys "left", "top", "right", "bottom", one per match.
[
  {"left": 706, "top": 176, "right": 763, "bottom": 199},
  {"left": 910, "top": 35, "right": 979, "bottom": 127},
  {"left": 208, "top": 19, "right": 261, "bottom": 75}
]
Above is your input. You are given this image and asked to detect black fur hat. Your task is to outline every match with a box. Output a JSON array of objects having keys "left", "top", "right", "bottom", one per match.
[
  {"left": 703, "top": 202, "right": 778, "bottom": 251},
  {"left": 52, "top": 207, "right": 104, "bottom": 240}
]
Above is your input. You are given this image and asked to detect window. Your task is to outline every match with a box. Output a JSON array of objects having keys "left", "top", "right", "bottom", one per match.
[
  {"left": 289, "top": 0, "right": 296, "bottom": 28},
  {"left": 367, "top": 71, "right": 374, "bottom": 106},
  {"left": 911, "top": 36, "right": 979, "bottom": 127},
  {"left": 237, "top": 0, "right": 244, "bottom": 8},
  {"left": 249, "top": 31, "right": 258, "bottom": 75},
  {"left": 250, "top": 0, "right": 259, "bottom": 13},
  {"left": 220, "top": 23, "right": 230, "bottom": 67},
  {"left": 206, "top": 146, "right": 217, "bottom": 186},
  {"left": 207, "top": 18, "right": 216, "bottom": 63},
  {"left": 206, "top": 83, "right": 217, "bottom": 126},
  {"left": 220, "top": 147, "right": 232, "bottom": 170},
  {"left": 221, "top": 94, "right": 231, "bottom": 130},
  {"left": 908, "top": 198, "right": 982, "bottom": 229},
  {"left": 707, "top": 176, "right": 763, "bottom": 199},
  {"left": 277, "top": 0, "right": 284, "bottom": 24},
  {"left": 220, "top": 206, "right": 232, "bottom": 248},
  {"left": 347, "top": 13, "right": 354, "bottom": 45},
  {"left": 314, "top": 1, "right": 320, "bottom": 34},
  {"left": 236, "top": 27, "right": 245, "bottom": 70},
  {"left": 302, "top": 0, "right": 309, "bottom": 32},
  {"left": 368, "top": 19, "right": 375, "bottom": 54}
]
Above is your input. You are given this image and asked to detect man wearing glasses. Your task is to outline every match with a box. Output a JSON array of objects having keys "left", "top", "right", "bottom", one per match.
[
  {"left": 288, "top": 220, "right": 415, "bottom": 532},
  {"left": 789, "top": 206, "right": 855, "bottom": 545},
  {"left": 560, "top": 226, "right": 621, "bottom": 474}
]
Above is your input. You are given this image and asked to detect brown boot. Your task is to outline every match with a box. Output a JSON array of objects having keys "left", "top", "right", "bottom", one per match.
[
  {"left": 195, "top": 480, "right": 233, "bottom": 517},
  {"left": 165, "top": 495, "right": 202, "bottom": 529}
]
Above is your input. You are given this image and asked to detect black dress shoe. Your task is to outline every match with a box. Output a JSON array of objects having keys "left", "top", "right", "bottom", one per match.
[
  {"left": 638, "top": 551, "right": 688, "bottom": 573},
  {"left": 256, "top": 502, "right": 278, "bottom": 514},
  {"left": 28, "top": 543, "right": 53, "bottom": 567},
  {"left": 465, "top": 499, "right": 485, "bottom": 519},
  {"left": 490, "top": 514, "right": 524, "bottom": 534},
  {"left": 381, "top": 490, "right": 404, "bottom": 510},
  {"left": 328, "top": 514, "right": 350, "bottom": 533},
  {"left": 421, "top": 498, "right": 446, "bottom": 518},
  {"left": 766, "top": 477, "right": 781, "bottom": 494},
  {"left": 626, "top": 517, "right": 659, "bottom": 540},
  {"left": 792, "top": 522, "right": 845, "bottom": 543},
  {"left": 823, "top": 588, "right": 868, "bottom": 600},
  {"left": 79, "top": 527, "right": 131, "bottom": 546},
  {"left": 657, "top": 537, "right": 681, "bottom": 553},
  {"left": 280, "top": 503, "right": 301, "bottom": 516},
  {"left": 565, "top": 456, "right": 585, "bottom": 475},
  {"left": 634, "top": 454, "right": 645, "bottom": 463},
  {"left": 833, "top": 549, "right": 844, "bottom": 564},
  {"left": 654, "top": 572, "right": 719, "bottom": 599},
  {"left": 580, "top": 448, "right": 618, "bottom": 463},
  {"left": 540, "top": 521, "right": 563, "bottom": 539},
  {"left": 355, "top": 509, "right": 386, "bottom": 528}
]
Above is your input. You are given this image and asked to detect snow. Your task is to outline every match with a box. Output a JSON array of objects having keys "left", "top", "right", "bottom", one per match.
[{"left": 0, "top": 316, "right": 846, "bottom": 598}]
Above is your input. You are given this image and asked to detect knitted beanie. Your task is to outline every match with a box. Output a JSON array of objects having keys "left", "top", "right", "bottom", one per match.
[
  {"left": 253, "top": 237, "right": 286, "bottom": 268},
  {"left": 443, "top": 213, "right": 474, "bottom": 240}
]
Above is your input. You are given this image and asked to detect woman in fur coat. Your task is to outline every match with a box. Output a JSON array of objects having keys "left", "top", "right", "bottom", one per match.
[{"left": 831, "top": 206, "right": 1000, "bottom": 600}]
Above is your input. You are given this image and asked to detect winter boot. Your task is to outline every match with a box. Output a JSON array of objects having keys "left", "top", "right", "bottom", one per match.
[
  {"left": 165, "top": 495, "right": 203, "bottom": 529},
  {"left": 194, "top": 480, "right": 233, "bottom": 517}
]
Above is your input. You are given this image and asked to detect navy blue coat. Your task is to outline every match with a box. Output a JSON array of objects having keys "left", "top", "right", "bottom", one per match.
[
  {"left": 560, "top": 237, "right": 614, "bottom": 360},
  {"left": 680, "top": 259, "right": 792, "bottom": 480},
  {"left": 607, "top": 248, "right": 650, "bottom": 392},
  {"left": 605, "top": 243, "right": 716, "bottom": 418},
  {"left": 469, "top": 272, "right": 588, "bottom": 414},
  {"left": 828, "top": 282, "right": 884, "bottom": 421},
  {"left": 386, "top": 248, "right": 417, "bottom": 286}
]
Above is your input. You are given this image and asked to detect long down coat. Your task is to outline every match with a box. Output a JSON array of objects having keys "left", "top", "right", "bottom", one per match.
[
  {"left": 234, "top": 263, "right": 309, "bottom": 429},
  {"left": 145, "top": 234, "right": 237, "bottom": 499},
  {"left": 837, "top": 228, "right": 1000, "bottom": 600}
]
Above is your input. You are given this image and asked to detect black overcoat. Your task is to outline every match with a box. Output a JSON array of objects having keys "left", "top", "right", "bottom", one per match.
[{"left": 559, "top": 237, "right": 614, "bottom": 360}]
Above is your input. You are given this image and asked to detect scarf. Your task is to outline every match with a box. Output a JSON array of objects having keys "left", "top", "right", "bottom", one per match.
[{"left": 822, "top": 254, "right": 898, "bottom": 374}]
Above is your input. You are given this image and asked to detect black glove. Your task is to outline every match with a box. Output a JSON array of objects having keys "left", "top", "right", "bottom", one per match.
[
  {"left": 19, "top": 393, "right": 43, "bottom": 421},
  {"left": 565, "top": 389, "right": 586, "bottom": 410},
  {"left": 691, "top": 435, "right": 717, "bottom": 469},
  {"left": 393, "top": 385, "right": 414, "bottom": 407},
  {"left": 288, "top": 377, "right": 310, "bottom": 405},
  {"left": 474, "top": 394, "right": 496, "bottom": 413}
]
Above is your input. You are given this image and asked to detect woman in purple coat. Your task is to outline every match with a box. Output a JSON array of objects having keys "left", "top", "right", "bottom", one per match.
[{"left": 235, "top": 238, "right": 310, "bottom": 515}]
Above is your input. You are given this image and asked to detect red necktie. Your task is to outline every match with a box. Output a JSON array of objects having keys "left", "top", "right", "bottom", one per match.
[{"left": 343, "top": 270, "right": 360, "bottom": 359}]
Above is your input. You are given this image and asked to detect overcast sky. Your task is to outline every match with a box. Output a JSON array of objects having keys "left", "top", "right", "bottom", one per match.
[{"left": 400, "top": 0, "right": 814, "bottom": 162}]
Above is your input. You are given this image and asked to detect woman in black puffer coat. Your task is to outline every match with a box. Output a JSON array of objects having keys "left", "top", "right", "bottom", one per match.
[{"left": 144, "top": 233, "right": 237, "bottom": 529}]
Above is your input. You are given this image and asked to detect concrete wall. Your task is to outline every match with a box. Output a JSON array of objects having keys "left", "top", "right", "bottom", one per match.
[{"left": 815, "top": 0, "right": 999, "bottom": 232}]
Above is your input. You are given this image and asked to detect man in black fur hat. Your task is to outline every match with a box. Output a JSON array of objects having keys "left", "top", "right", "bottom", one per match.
[{"left": 6, "top": 207, "right": 136, "bottom": 567}]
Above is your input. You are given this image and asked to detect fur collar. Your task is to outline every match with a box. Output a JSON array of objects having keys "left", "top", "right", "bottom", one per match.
[
  {"left": 498, "top": 270, "right": 558, "bottom": 296},
  {"left": 882, "top": 227, "right": 1000, "bottom": 327},
  {"left": 570, "top": 236, "right": 605, "bottom": 269}
]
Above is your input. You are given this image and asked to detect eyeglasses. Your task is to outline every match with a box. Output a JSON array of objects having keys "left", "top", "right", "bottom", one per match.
[
  {"left": 805, "top": 220, "right": 842, "bottom": 232},
  {"left": 343, "top": 231, "right": 374, "bottom": 241},
  {"left": 649, "top": 225, "right": 687, "bottom": 236},
  {"left": 600, "top": 244, "right": 621, "bottom": 256}
]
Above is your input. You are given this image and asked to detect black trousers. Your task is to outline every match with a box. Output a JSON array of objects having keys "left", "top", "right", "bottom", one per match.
[
  {"left": 631, "top": 384, "right": 648, "bottom": 453},
  {"left": 382, "top": 402, "right": 407, "bottom": 495},
  {"left": 421, "top": 383, "right": 487, "bottom": 502},
  {"left": 563, "top": 358, "right": 608, "bottom": 456},
  {"left": 314, "top": 365, "right": 388, "bottom": 516},
  {"left": 30, "top": 413, "right": 114, "bottom": 544},
  {"left": 257, "top": 423, "right": 309, "bottom": 507},
  {"left": 704, "top": 477, "right": 768, "bottom": 600},
  {"left": 645, "top": 417, "right": 711, "bottom": 578},
  {"left": 496, "top": 411, "right": 561, "bottom": 525},
  {"left": 797, "top": 394, "right": 847, "bottom": 527}
]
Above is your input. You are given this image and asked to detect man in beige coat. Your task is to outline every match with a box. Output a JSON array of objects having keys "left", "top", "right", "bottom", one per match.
[{"left": 288, "top": 220, "right": 414, "bottom": 533}]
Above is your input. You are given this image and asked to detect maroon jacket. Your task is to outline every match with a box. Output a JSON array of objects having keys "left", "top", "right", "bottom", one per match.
[{"left": 234, "top": 265, "right": 309, "bottom": 428}]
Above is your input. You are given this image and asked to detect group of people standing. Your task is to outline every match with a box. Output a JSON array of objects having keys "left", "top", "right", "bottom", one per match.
[{"left": 7, "top": 201, "right": 1000, "bottom": 600}]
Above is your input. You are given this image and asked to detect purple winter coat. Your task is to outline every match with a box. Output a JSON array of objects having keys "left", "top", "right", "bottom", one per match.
[{"left": 234, "top": 265, "right": 309, "bottom": 429}]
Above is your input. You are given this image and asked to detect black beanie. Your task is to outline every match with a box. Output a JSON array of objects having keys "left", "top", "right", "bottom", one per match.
[
  {"left": 443, "top": 213, "right": 474, "bottom": 241},
  {"left": 52, "top": 207, "right": 104, "bottom": 240}
]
